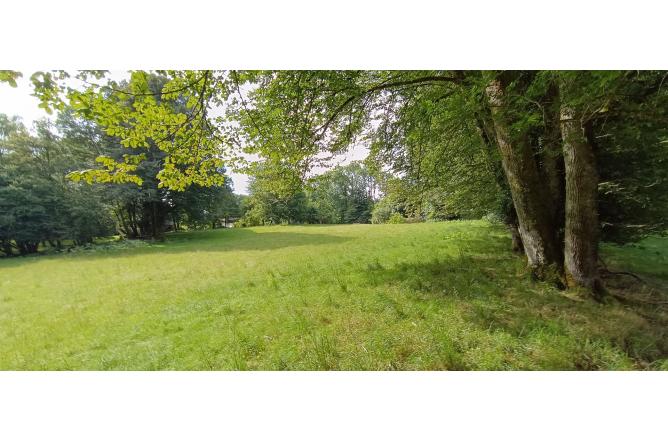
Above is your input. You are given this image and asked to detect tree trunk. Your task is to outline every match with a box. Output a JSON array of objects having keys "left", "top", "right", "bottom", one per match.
[
  {"left": 485, "top": 78, "right": 561, "bottom": 277},
  {"left": 474, "top": 111, "right": 524, "bottom": 254},
  {"left": 540, "top": 82, "right": 565, "bottom": 238},
  {"left": 560, "top": 105, "right": 602, "bottom": 295},
  {"left": 151, "top": 201, "right": 158, "bottom": 239},
  {"left": 18, "top": 241, "right": 39, "bottom": 255},
  {"left": 127, "top": 203, "right": 139, "bottom": 238}
]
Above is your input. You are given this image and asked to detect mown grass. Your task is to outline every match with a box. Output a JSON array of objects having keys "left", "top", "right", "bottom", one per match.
[{"left": 1, "top": 221, "right": 666, "bottom": 370}]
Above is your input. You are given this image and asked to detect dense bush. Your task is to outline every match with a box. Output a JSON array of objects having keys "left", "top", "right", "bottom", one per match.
[
  {"left": 387, "top": 213, "right": 406, "bottom": 224},
  {"left": 371, "top": 198, "right": 394, "bottom": 224}
]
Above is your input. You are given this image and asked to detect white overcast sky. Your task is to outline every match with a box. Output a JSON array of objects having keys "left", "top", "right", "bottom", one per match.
[{"left": 0, "top": 71, "right": 368, "bottom": 194}]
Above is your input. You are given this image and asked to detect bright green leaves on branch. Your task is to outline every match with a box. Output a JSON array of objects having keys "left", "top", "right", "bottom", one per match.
[
  {"left": 158, "top": 156, "right": 226, "bottom": 191},
  {"left": 0, "top": 70, "right": 22, "bottom": 87},
  {"left": 68, "top": 154, "right": 145, "bottom": 186},
  {"left": 25, "top": 70, "right": 230, "bottom": 191},
  {"left": 30, "top": 71, "right": 73, "bottom": 114}
]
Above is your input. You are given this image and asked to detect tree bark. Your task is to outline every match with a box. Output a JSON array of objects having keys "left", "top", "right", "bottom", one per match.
[
  {"left": 485, "top": 77, "right": 561, "bottom": 276},
  {"left": 560, "top": 104, "right": 602, "bottom": 294},
  {"left": 540, "top": 82, "right": 565, "bottom": 236},
  {"left": 474, "top": 110, "right": 524, "bottom": 254}
]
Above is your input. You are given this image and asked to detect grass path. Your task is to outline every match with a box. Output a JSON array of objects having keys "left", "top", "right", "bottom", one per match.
[{"left": 1, "top": 221, "right": 666, "bottom": 370}]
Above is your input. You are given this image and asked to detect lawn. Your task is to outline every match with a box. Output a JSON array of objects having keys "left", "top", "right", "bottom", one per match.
[{"left": 0, "top": 221, "right": 666, "bottom": 370}]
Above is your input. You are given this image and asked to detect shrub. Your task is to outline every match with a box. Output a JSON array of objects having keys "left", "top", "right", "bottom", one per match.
[
  {"left": 371, "top": 198, "right": 394, "bottom": 224},
  {"left": 387, "top": 213, "right": 406, "bottom": 224}
]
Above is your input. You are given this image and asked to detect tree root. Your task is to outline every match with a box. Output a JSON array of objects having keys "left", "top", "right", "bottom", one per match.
[
  {"left": 598, "top": 257, "right": 645, "bottom": 283},
  {"left": 600, "top": 269, "right": 644, "bottom": 283}
]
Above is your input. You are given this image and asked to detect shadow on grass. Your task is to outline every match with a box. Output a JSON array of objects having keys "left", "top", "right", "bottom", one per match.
[
  {"left": 365, "top": 234, "right": 668, "bottom": 369},
  {"left": 0, "top": 227, "right": 353, "bottom": 268}
]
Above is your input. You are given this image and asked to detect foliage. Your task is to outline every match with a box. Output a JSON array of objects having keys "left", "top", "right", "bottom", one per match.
[
  {"left": 370, "top": 197, "right": 395, "bottom": 224},
  {"left": 387, "top": 213, "right": 406, "bottom": 224},
  {"left": 0, "top": 108, "right": 239, "bottom": 253},
  {"left": 238, "top": 163, "right": 312, "bottom": 226},
  {"left": 366, "top": 73, "right": 507, "bottom": 221},
  {"left": 239, "top": 161, "right": 377, "bottom": 226},
  {"left": 306, "top": 162, "right": 377, "bottom": 224},
  {"left": 0, "top": 70, "right": 21, "bottom": 88},
  {"left": 22, "top": 70, "right": 230, "bottom": 189},
  {"left": 0, "top": 115, "right": 114, "bottom": 255},
  {"left": 588, "top": 71, "right": 668, "bottom": 243},
  {"left": 61, "top": 104, "right": 239, "bottom": 239},
  {"left": 15, "top": 70, "right": 667, "bottom": 245}
]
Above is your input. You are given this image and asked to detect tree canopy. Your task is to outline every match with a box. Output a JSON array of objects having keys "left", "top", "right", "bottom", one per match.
[{"left": 1, "top": 69, "right": 667, "bottom": 297}]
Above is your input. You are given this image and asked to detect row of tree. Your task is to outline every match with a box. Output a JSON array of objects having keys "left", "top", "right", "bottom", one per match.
[
  {"left": 229, "top": 71, "right": 668, "bottom": 296},
  {"left": 239, "top": 161, "right": 377, "bottom": 226},
  {"left": 2, "top": 70, "right": 666, "bottom": 298},
  {"left": 0, "top": 109, "right": 241, "bottom": 256},
  {"left": 1, "top": 109, "right": 392, "bottom": 256},
  {"left": 1, "top": 77, "right": 391, "bottom": 256}
]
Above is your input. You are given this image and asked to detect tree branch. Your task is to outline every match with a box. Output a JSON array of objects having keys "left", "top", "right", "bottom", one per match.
[{"left": 315, "top": 75, "right": 459, "bottom": 140}]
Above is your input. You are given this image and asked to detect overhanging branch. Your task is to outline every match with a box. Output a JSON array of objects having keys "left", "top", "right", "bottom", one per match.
[{"left": 315, "top": 75, "right": 459, "bottom": 140}]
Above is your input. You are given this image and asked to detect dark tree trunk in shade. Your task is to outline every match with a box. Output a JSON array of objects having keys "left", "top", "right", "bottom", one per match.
[{"left": 540, "top": 82, "right": 566, "bottom": 244}]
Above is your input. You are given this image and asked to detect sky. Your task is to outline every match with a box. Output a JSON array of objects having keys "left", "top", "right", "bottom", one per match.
[{"left": 0, "top": 72, "right": 368, "bottom": 194}]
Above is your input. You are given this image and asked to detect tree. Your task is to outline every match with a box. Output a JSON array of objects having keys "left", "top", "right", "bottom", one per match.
[
  {"left": 483, "top": 73, "right": 562, "bottom": 276},
  {"left": 57, "top": 75, "right": 236, "bottom": 239},
  {"left": 229, "top": 70, "right": 667, "bottom": 294},
  {"left": 307, "top": 162, "right": 377, "bottom": 224},
  {"left": 0, "top": 103, "right": 237, "bottom": 255},
  {"left": 238, "top": 163, "right": 313, "bottom": 226},
  {"left": 169, "top": 178, "right": 238, "bottom": 229},
  {"left": 0, "top": 115, "right": 114, "bottom": 255},
  {"left": 558, "top": 74, "right": 601, "bottom": 292},
  {"left": 6, "top": 70, "right": 667, "bottom": 297}
]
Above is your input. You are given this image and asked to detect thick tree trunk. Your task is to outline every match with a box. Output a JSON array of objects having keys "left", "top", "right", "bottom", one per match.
[
  {"left": 560, "top": 105, "right": 602, "bottom": 294},
  {"left": 485, "top": 78, "right": 561, "bottom": 276},
  {"left": 540, "top": 82, "right": 565, "bottom": 236},
  {"left": 474, "top": 111, "right": 524, "bottom": 253}
]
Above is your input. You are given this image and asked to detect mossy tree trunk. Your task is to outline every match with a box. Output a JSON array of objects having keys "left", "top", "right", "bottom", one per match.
[
  {"left": 560, "top": 103, "right": 602, "bottom": 295},
  {"left": 485, "top": 77, "right": 561, "bottom": 276},
  {"left": 475, "top": 108, "right": 524, "bottom": 254}
]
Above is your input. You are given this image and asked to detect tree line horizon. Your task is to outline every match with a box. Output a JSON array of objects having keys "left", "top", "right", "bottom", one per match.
[{"left": 0, "top": 70, "right": 666, "bottom": 299}]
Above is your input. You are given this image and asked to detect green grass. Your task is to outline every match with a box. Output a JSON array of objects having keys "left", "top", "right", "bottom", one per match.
[{"left": 1, "top": 221, "right": 666, "bottom": 370}]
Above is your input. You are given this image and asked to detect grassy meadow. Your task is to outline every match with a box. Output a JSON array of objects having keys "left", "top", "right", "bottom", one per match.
[{"left": 0, "top": 221, "right": 666, "bottom": 370}]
